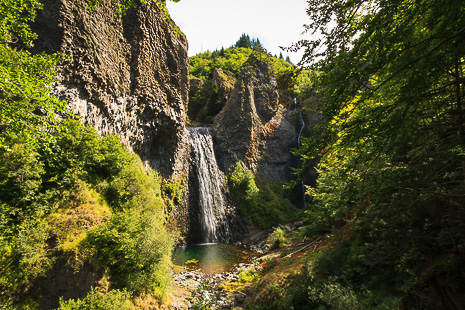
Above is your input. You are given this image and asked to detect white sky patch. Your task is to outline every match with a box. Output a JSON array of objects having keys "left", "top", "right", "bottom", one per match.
[{"left": 166, "top": 0, "right": 309, "bottom": 64}]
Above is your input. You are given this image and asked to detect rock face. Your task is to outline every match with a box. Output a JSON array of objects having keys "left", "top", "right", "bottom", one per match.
[
  {"left": 189, "top": 68, "right": 235, "bottom": 123},
  {"left": 212, "top": 57, "right": 297, "bottom": 181},
  {"left": 32, "top": 0, "right": 189, "bottom": 177}
]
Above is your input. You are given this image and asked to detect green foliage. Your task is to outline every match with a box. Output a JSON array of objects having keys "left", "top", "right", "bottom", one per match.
[
  {"left": 104, "top": 157, "right": 163, "bottom": 212},
  {"left": 238, "top": 268, "right": 258, "bottom": 283},
  {"left": 228, "top": 162, "right": 297, "bottom": 229},
  {"left": 227, "top": 162, "right": 259, "bottom": 224},
  {"left": 188, "top": 82, "right": 225, "bottom": 123},
  {"left": 0, "top": 45, "right": 66, "bottom": 151},
  {"left": 294, "top": 0, "right": 465, "bottom": 307},
  {"left": 0, "top": 0, "right": 67, "bottom": 151},
  {"left": 85, "top": 208, "right": 174, "bottom": 295},
  {"left": 235, "top": 33, "right": 252, "bottom": 49},
  {"left": 57, "top": 288, "right": 133, "bottom": 310},
  {"left": 234, "top": 33, "right": 265, "bottom": 50},
  {"left": 261, "top": 262, "right": 401, "bottom": 310},
  {"left": 294, "top": 69, "right": 319, "bottom": 100},
  {"left": 266, "top": 227, "right": 286, "bottom": 250},
  {"left": 0, "top": 0, "right": 42, "bottom": 46},
  {"left": 188, "top": 39, "right": 296, "bottom": 121},
  {"left": 228, "top": 162, "right": 259, "bottom": 202},
  {"left": 189, "top": 47, "right": 252, "bottom": 81},
  {"left": 161, "top": 176, "right": 185, "bottom": 214},
  {"left": 0, "top": 121, "right": 173, "bottom": 305}
]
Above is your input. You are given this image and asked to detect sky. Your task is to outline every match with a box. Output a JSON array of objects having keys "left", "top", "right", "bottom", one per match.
[{"left": 166, "top": 0, "right": 309, "bottom": 64}]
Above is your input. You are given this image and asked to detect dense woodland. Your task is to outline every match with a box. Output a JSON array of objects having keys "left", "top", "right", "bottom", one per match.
[{"left": 1, "top": 0, "right": 464, "bottom": 309}]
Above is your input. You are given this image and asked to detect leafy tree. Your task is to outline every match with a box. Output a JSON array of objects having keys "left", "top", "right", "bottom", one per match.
[
  {"left": 252, "top": 37, "right": 262, "bottom": 49},
  {"left": 0, "top": 0, "right": 66, "bottom": 151},
  {"left": 228, "top": 162, "right": 297, "bottom": 228},
  {"left": 293, "top": 0, "right": 465, "bottom": 307}
]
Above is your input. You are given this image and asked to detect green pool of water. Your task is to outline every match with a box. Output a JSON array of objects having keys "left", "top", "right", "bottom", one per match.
[{"left": 172, "top": 243, "right": 256, "bottom": 274}]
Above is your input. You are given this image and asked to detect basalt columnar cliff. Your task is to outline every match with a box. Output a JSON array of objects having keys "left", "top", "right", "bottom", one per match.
[{"left": 31, "top": 0, "right": 189, "bottom": 178}]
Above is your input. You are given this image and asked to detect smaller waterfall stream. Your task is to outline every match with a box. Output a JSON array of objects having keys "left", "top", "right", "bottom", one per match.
[
  {"left": 294, "top": 98, "right": 307, "bottom": 208},
  {"left": 294, "top": 98, "right": 306, "bottom": 147},
  {"left": 188, "top": 127, "right": 232, "bottom": 243}
]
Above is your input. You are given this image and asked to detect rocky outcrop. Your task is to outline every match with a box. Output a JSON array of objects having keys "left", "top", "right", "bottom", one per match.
[
  {"left": 211, "top": 68, "right": 235, "bottom": 105},
  {"left": 189, "top": 68, "right": 235, "bottom": 123},
  {"left": 32, "top": 0, "right": 189, "bottom": 178},
  {"left": 212, "top": 57, "right": 297, "bottom": 181}
]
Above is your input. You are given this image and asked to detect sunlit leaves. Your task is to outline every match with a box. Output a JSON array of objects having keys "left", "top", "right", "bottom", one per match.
[
  {"left": 0, "top": 46, "right": 66, "bottom": 150},
  {"left": 297, "top": 0, "right": 465, "bottom": 305},
  {"left": 0, "top": 0, "right": 43, "bottom": 46}
]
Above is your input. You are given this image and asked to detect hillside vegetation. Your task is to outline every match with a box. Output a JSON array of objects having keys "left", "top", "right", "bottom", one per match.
[
  {"left": 188, "top": 34, "right": 298, "bottom": 123},
  {"left": 288, "top": 0, "right": 465, "bottom": 308},
  {"left": 0, "top": 120, "right": 175, "bottom": 308}
]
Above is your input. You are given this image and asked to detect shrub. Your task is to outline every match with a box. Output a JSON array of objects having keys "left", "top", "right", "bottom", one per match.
[
  {"left": 57, "top": 288, "right": 133, "bottom": 310},
  {"left": 0, "top": 119, "right": 174, "bottom": 305},
  {"left": 238, "top": 268, "right": 257, "bottom": 283},
  {"left": 105, "top": 160, "right": 164, "bottom": 212},
  {"left": 85, "top": 208, "right": 174, "bottom": 295},
  {"left": 228, "top": 162, "right": 297, "bottom": 229},
  {"left": 266, "top": 227, "right": 286, "bottom": 250}
]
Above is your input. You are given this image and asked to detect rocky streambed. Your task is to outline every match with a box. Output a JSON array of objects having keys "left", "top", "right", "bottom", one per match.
[
  {"left": 168, "top": 221, "right": 307, "bottom": 310},
  {"left": 170, "top": 260, "right": 262, "bottom": 310}
]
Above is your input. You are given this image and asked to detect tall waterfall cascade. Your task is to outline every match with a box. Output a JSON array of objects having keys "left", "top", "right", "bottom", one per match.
[{"left": 188, "top": 127, "right": 235, "bottom": 243}]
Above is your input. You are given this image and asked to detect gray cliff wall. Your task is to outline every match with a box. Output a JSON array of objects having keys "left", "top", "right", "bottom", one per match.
[
  {"left": 212, "top": 58, "right": 297, "bottom": 182},
  {"left": 32, "top": 0, "right": 189, "bottom": 178}
]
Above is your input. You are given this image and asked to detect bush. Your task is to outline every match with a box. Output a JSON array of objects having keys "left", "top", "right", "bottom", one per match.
[
  {"left": 228, "top": 162, "right": 298, "bottom": 229},
  {"left": 266, "top": 227, "right": 286, "bottom": 250},
  {"left": 238, "top": 268, "right": 258, "bottom": 283},
  {"left": 105, "top": 159, "right": 164, "bottom": 212},
  {"left": 85, "top": 208, "right": 174, "bottom": 295},
  {"left": 57, "top": 288, "right": 133, "bottom": 310},
  {"left": 0, "top": 120, "right": 174, "bottom": 305}
]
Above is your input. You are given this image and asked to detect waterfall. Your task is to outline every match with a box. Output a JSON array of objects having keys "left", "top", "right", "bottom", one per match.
[
  {"left": 188, "top": 127, "right": 232, "bottom": 243},
  {"left": 297, "top": 112, "right": 305, "bottom": 147},
  {"left": 294, "top": 98, "right": 306, "bottom": 147},
  {"left": 294, "top": 98, "right": 307, "bottom": 208}
]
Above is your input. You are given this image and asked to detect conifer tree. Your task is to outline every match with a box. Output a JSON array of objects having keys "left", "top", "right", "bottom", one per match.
[{"left": 235, "top": 33, "right": 252, "bottom": 49}]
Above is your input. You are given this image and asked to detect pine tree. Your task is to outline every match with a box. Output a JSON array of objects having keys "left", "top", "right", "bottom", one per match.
[{"left": 235, "top": 33, "right": 252, "bottom": 49}]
